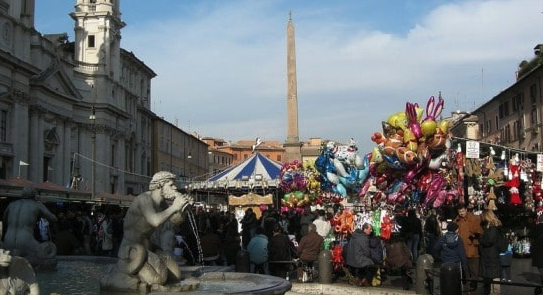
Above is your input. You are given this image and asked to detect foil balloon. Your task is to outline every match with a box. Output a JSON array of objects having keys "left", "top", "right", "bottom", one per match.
[
  {"left": 424, "top": 173, "right": 447, "bottom": 206},
  {"left": 395, "top": 147, "right": 420, "bottom": 165},
  {"left": 428, "top": 152, "right": 449, "bottom": 170},
  {"left": 421, "top": 95, "right": 444, "bottom": 136},
  {"left": 403, "top": 128, "right": 418, "bottom": 152},
  {"left": 405, "top": 102, "right": 422, "bottom": 139},
  {"left": 387, "top": 111, "right": 407, "bottom": 132},
  {"left": 370, "top": 146, "right": 383, "bottom": 164}
]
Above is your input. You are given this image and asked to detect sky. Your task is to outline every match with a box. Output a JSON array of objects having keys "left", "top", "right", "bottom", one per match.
[{"left": 35, "top": 0, "right": 543, "bottom": 150}]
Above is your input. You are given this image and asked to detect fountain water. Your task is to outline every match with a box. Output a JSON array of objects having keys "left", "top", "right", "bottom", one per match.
[{"left": 35, "top": 256, "right": 291, "bottom": 294}]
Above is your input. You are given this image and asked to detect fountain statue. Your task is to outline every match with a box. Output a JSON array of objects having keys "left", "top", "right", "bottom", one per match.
[
  {"left": 0, "top": 249, "right": 39, "bottom": 295},
  {"left": 2, "top": 187, "right": 58, "bottom": 269},
  {"left": 100, "top": 171, "right": 197, "bottom": 293}
]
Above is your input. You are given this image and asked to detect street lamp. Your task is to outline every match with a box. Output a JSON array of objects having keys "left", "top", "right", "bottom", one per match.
[{"left": 89, "top": 106, "right": 96, "bottom": 200}]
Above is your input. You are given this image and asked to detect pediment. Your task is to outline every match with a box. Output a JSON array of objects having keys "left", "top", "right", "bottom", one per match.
[
  {"left": 31, "top": 59, "right": 83, "bottom": 99},
  {"left": 44, "top": 127, "right": 60, "bottom": 152}
]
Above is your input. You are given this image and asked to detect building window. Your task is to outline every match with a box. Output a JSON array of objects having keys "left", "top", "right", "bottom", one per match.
[
  {"left": 532, "top": 107, "right": 539, "bottom": 125},
  {"left": 513, "top": 93, "right": 523, "bottom": 112},
  {"left": 111, "top": 143, "right": 116, "bottom": 167},
  {"left": 513, "top": 120, "right": 520, "bottom": 140},
  {"left": 277, "top": 155, "right": 281, "bottom": 162},
  {"left": 531, "top": 84, "right": 537, "bottom": 105},
  {"left": 504, "top": 125, "right": 511, "bottom": 142},
  {"left": 88, "top": 35, "right": 95, "bottom": 48},
  {"left": 495, "top": 116, "right": 499, "bottom": 131},
  {"left": 499, "top": 101, "right": 510, "bottom": 119},
  {"left": 0, "top": 110, "right": 7, "bottom": 142}
]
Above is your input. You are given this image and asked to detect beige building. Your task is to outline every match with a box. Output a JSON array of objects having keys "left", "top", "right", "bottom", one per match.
[
  {"left": 204, "top": 138, "right": 285, "bottom": 166},
  {"left": 451, "top": 44, "right": 543, "bottom": 154},
  {"left": 152, "top": 119, "right": 209, "bottom": 183}
]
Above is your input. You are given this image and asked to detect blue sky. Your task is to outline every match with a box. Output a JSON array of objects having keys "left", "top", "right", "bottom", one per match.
[{"left": 35, "top": 0, "right": 543, "bottom": 149}]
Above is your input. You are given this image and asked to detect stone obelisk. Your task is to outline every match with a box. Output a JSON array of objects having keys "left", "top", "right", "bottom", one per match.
[{"left": 283, "top": 13, "right": 302, "bottom": 162}]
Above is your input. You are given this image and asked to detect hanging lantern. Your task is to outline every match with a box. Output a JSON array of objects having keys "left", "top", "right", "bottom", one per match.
[{"left": 520, "top": 168, "right": 528, "bottom": 182}]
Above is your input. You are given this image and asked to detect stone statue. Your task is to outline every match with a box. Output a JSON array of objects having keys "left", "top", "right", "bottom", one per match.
[
  {"left": 0, "top": 249, "right": 39, "bottom": 295},
  {"left": 100, "top": 171, "right": 196, "bottom": 293},
  {"left": 2, "top": 187, "right": 58, "bottom": 269}
]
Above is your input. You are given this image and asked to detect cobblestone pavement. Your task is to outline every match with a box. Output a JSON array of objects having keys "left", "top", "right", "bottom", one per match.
[
  {"left": 35, "top": 256, "right": 541, "bottom": 295},
  {"left": 288, "top": 257, "right": 541, "bottom": 295}
]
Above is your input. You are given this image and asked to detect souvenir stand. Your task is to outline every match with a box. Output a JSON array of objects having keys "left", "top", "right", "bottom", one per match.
[{"left": 277, "top": 95, "right": 543, "bottom": 264}]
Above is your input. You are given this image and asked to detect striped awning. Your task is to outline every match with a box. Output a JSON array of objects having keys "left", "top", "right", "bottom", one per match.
[{"left": 208, "top": 152, "right": 281, "bottom": 182}]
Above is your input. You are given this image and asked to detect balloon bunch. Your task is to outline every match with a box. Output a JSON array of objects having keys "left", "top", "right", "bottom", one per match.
[
  {"left": 280, "top": 160, "right": 307, "bottom": 208},
  {"left": 368, "top": 95, "right": 456, "bottom": 208},
  {"left": 279, "top": 160, "right": 321, "bottom": 208},
  {"left": 314, "top": 138, "right": 371, "bottom": 199}
]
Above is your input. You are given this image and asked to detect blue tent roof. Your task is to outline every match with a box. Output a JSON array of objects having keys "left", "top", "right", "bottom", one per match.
[{"left": 208, "top": 153, "right": 282, "bottom": 182}]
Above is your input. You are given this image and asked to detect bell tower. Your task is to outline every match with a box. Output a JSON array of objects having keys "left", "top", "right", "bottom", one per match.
[
  {"left": 283, "top": 13, "right": 302, "bottom": 162},
  {"left": 70, "top": 0, "right": 125, "bottom": 80}
]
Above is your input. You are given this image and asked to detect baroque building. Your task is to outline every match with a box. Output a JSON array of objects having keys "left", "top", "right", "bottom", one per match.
[
  {"left": 451, "top": 44, "right": 543, "bottom": 153},
  {"left": 0, "top": 0, "right": 156, "bottom": 199}
]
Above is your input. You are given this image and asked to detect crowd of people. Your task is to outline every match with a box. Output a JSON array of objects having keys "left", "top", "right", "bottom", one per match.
[{"left": 2, "top": 190, "right": 543, "bottom": 293}]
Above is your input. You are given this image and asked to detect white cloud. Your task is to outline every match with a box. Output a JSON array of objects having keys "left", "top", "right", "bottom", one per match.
[{"left": 119, "top": 0, "right": 543, "bottom": 148}]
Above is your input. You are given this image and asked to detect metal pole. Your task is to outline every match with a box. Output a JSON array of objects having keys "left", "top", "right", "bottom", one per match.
[
  {"left": 91, "top": 129, "right": 95, "bottom": 199},
  {"left": 89, "top": 106, "right": 96, "bottom": 200}
]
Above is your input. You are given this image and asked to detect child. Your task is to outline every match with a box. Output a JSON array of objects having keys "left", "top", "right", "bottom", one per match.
[
  {"left": 499, "top": 240, "right": 513, "bottom": 282},
  {"left": 435, "top": 222, "right": 468, "bottom": 271}
]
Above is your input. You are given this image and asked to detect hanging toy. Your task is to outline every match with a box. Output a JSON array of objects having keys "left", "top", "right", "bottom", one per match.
[
  {"left": 505, "top": 157, "right": 522, "bottom": 206},
  {"left": 487, "top": 186, "right": 497, "bottom": 210},
  {"left": 380, "top": 213, "right": 392, "bottom": 240},
  {"left": 372, "top": 209, "right": 381, "bottom": 237}
]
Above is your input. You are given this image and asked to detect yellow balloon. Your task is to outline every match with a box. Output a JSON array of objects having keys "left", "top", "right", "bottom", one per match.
[
  {"left": 387, "top": 111, "right": 404, "bottom": 128},
  {"left": 403, "top": 129, "right": 418, "bottom": 152},
  {"left": 437, "top": 119, "right": 450, "bottom": 134},
  {"left": 371, "top": 146, "right": 383, "bottom": 163}
]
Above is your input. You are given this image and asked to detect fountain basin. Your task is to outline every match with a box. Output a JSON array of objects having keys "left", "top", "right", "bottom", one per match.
[{"left": 36, "top": 256, "right": 291, "bottom": 294}]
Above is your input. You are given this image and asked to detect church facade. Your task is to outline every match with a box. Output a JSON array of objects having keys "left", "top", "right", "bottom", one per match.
[{"left": 0, "top": 0, "right": 156, "bottom": 197}]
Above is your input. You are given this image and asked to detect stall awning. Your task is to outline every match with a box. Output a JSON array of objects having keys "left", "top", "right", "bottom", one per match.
[{"left": 95, "top": 191, "right": 136, "bottom": 207}]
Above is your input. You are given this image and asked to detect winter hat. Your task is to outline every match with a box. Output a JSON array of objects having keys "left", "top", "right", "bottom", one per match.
[{"left": 446, "top": 222, "right": 459, "bottom": 232}]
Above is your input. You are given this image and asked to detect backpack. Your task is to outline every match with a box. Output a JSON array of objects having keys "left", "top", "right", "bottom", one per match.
[{"left": 496, "top": 227, "right": 509, "bottom": 253}]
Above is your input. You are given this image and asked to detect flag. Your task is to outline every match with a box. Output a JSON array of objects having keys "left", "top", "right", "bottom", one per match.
[{"left": 19, "top": 161, "right": 29, "bottom": 166}]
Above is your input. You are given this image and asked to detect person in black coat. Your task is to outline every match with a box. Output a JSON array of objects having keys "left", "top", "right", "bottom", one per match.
[
  {"left": 268, "top": 224, "right": 294, "bottom": 278},
  {"left": 404, "top": 209, "right": 422, "bottom": 263},
  {"left": 478, "top": 209, "right": 502, "bottom": 295},
  {"left": 424, "top": 209, "right": 441, "bottom": 260},
  {"left": 530, "top": 214, "right": 543, "bottom": 284}
]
